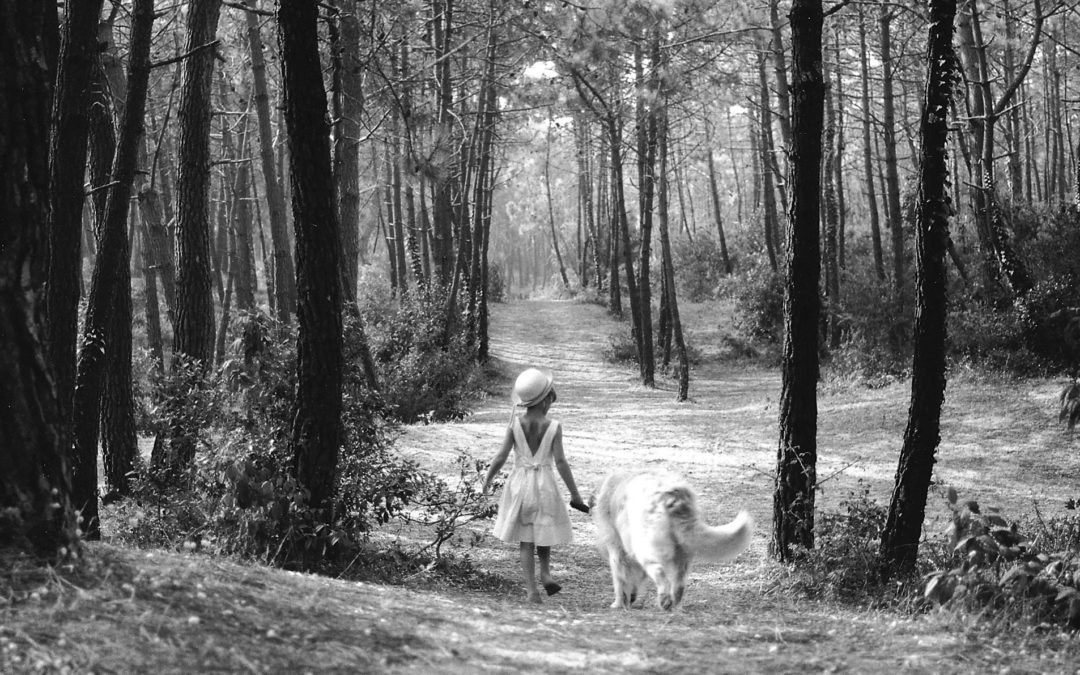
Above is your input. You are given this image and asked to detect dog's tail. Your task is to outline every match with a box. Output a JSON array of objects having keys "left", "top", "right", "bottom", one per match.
[{"left": 689, "top": 510, "right": 754, "bottom": 562}]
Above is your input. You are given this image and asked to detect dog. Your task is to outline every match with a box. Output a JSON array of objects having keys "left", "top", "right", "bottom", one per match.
[{"left": 590, "top": 470, "right": 752, "bottom": 610}]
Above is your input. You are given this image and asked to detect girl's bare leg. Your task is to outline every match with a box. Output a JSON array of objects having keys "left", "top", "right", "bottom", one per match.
[
  {"left": 520, "top": 542, "right": 541, "bottom": 602},
  {"left": 537, "top": 546, "right": 554, "bottom": 585}
]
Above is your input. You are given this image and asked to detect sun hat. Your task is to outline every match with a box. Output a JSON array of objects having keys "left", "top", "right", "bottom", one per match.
[{"left": 511, "top": 368, "right": 555, "bottom": 407}]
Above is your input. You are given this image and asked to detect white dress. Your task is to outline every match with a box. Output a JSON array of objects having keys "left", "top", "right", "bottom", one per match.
[{"left": 492, "top": 417, "right": 573, "bottom": 546}]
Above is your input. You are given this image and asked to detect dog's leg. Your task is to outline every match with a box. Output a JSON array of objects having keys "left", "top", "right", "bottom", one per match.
[
  {"left": 644, "top": 563, "right": 675, "bottom": 611},
  {"left": 607, "top": 549, "right": 628, "bottom": 608}
]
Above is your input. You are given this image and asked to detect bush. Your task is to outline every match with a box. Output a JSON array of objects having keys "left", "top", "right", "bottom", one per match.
[
  {"left": 113, "top": 306, "right": 492, "bottom": 581},
  {"left": 922, "top": 488, "right": 1080, "bottom": 629},
  {"left": 720, "top": 260, "right": 784, "bottom": 344},
  {"left": 673, "top": 235, "right": 728, "bottom": 301},
  {"left": 777, "top": 484, "right": 893, "bottom": 603},
  {"left": 367, "top": 287, "right": 479, "bottom": 423}
]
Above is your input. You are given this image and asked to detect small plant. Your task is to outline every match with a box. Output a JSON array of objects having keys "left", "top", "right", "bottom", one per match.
[
  {"left": 777, "top": 484, "right": 891, "bottom": 603},
  {"left": 922, "top": 488, "right": 1080, "bottom": 629}
]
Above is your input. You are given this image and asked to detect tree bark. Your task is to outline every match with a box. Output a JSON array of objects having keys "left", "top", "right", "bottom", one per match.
[
  {"left": 167, "top": 0, "right": 222, "bottom": 471},
  {"left": 881, "top": 0, "right": 956, "bottom": 576},
  {"left": 658, "top": 114, "right": 689, "bottom": 401},
  {"left": 756, "top": 39, "right": 780, "bottom": 273},
  {"left": 173, "top": 0, "right": 221, "bottom": 368},
  {"left": 331, "top": 0, "right": 363, "bottom": 305},
  {"left": 245, "top": 0, "right": 296, "bottom": 322},
  {"left": 880, "top": 7, "right": 905, "bottom": 300},
  {"left": 279, "top": 0, "right": 344, "bottom": 512},
  {"left": 772, "top": 0, "right": 823, "bottom": 563},
  {"left": 71, "top": 0, "right": 153, "bottom": 532},
  {"left": 0, "top": 0, "right": 78, "bottom": 558},
  {"left": 858, "top": 8, "right": 886, "bottom": 282},
  {"left": 44, "top": 0, "right": 107, "bottom": 478}
]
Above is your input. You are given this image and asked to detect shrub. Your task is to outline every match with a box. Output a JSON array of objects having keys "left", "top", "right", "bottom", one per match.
[
  {"left": 673, "top": 235, "right": 727, "bottom": 301},
  {"left": 922, "top": 488, "right": 1080, "bottom": 629},
  {"left": 777, "top": 484, "right": 893, "bottom": 603},
  {"left": 366, "top": 287, "right": 479, "bottom": 423},
  {"left": 113, "top": 305, "right": 492, "bottom": 581},
  {"left": 720, "top": 261, "right": 784, "bottom": 344}
]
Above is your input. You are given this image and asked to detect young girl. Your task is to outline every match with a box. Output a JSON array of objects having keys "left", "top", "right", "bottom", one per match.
[{"left": 483, "top": 368, "right": 588, "bottom": 603}]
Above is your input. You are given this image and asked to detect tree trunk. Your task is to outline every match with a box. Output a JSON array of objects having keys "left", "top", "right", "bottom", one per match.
[
  {"left": 658, "top": 114, "right": 690, "bottom": 401},
  {"left": 331, "top": 0, "right": 363, "bottom": 305},
  {"left": 858, "top": 8, "right": 886, "bottom": 282},
  {"left": 881, "top": 0, "right": 956, "bottom": 576},
  {"left": 167, "top": 0, "right": 222, "bottom": 470},
  {"left": 768, "top": 0, "right": 793, "bottom": 152},
  {"left": 823, "top": 73, "right": 842, "bottom": 351},
  {"left": 231, "top": 132, "right": 257, "bottom": 312},
  {"left": 772, "top": 0, "right": 823, "bottom": 562},
  {"left": 245, "top": 0, "right": 295, "bottom": 322},
  {"left": 705, "top": 124, "right": 733, "bottom": 275},
  {"left": 279, "top": 0, "right": 344, "bottom": 512},
  {"left": 71, "top": 0, "right": 153, "bottom": 531},
  {"left": 880, "top": 7, "right": 905, "bottom": 300},
  {"left": 44, "top": 0, "right": 107, "bottom": 477},
  {"left": 756, "top": 40, "right": 780, "bottom": 273},
  {"left": 0, "top": 0, "right": 79, "bottom": 558},
  {"left": 545, "top": 114, "right": 571, "bottom": 288},
  {"left": 174, "top": 0, "right": 221, "bottom": 368}
]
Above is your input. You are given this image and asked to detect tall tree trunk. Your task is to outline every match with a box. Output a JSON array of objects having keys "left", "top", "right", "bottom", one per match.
[
  {"left": 772, "top": 0, "right": 823, "bottom": 563},
  {"left": 44, "top": 0, "right": 107, "bottom": 480},
  {"left": 858, "top": 8, "right": 886, "bottom": 282},
  {"left": 832, "top": 28, "right": 848, "bottom": 270},
  {"left": 168, "top": 0, "right": 222, "bottom": 470},
  {"left": 231, "top": 132, "right": 257, "bottom": 312},
  {"left": 658, "top": 114, "right": 690, "bottom": 401},
  {"left": 768, "top": 0, "right": 793, "bottom": 152},
  {"left": 430, "top": 0, "right": 456, "bottom": 285},
  {"left": 71, "top": 0, "right": 153, "bottom": 533},
  {"left": 705, "top": 123, "right": 733, "bottom": 275},
  {"left": 279, "top": 0, "right": 344, "bottom": 512},
  {"left": 331, "top": 0, "right": 363, "bottom": 305},
  {"left": 880, "top": 7, "right": 905, "bottom": 300},
  {"left": 545, "top": 114, "right": 571, "bottom": 288},
  {"left": 823, "top": 74, "right": 842, "bottom": 351},
  {"left": 881, "top": 0, "right": 956, "bottom": 576},
  {"left": 0, "top": 0, "right": 79, "bottom": 558},
  {"left": 757, "top": 40, "right": 780, "bottom": 273},
  {"left": 245, "top": 0, "right": 295, "bottom": 322}
]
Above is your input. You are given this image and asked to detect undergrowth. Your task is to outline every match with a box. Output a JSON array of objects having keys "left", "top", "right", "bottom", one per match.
[{"left": 110, "top": 296, "right": 494, "bottom": 586}]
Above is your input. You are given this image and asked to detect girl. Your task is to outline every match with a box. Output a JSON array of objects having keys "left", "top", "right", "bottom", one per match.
[{"left": 483, "top": 368, "right": 588, "bottom": 603}]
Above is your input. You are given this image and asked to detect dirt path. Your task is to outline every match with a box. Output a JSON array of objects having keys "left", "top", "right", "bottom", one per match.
[{"left": 389, "top": 299, "right": 1080, "bottom": 674}]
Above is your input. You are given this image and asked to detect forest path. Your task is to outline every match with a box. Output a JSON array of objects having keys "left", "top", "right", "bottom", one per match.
[
  {"left": 16, "top": 300, "right": 1080, "bottom": 674},
  {"left": 389, "top": 298, "right": 1080, "bottom": 673}
]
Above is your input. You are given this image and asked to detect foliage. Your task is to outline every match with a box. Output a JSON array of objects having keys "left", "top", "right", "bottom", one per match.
[
  {"left": 115, "top": 310, "right": 491, "bottom": 580},
  {"left": 488, "top": 262, "right": 506, "bottom": 304},
  {"left": 825, "top": 273, "right": 910, "bottom": 384},
  {"left": 922, "top": 488, "right": 1080, "bottom": 629},
  {"left": 602, "top": 325, "right": 639, "bottom": 365},
  {"left": 719, "top": 259, "right": 784, "bottom": 344},
  {"left": 366, "top": 286, "right": 480, "bottom": 423},
  {"left": 776, "top": 484, "right": 896, "bottom": 603},
  {"left": 673, "top": 235, "right": 727, "bottom": 302}
]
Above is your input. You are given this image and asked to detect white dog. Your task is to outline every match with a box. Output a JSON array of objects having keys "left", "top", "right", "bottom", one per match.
[{"left": 591, "top": 471, "right": 753, "bottom": 610}]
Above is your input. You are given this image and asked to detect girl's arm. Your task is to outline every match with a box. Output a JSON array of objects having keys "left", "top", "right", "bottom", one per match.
[
  {"left": 482, "top": 425, "right": 514, "bottom": 494},
  {"left": 550, "top": 425, "right": 585, "bottom": 507}
]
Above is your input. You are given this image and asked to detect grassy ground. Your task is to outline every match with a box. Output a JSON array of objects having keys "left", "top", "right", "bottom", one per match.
[{"left": 4, "top": 298, "right": 1080, "bottom": 673}]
